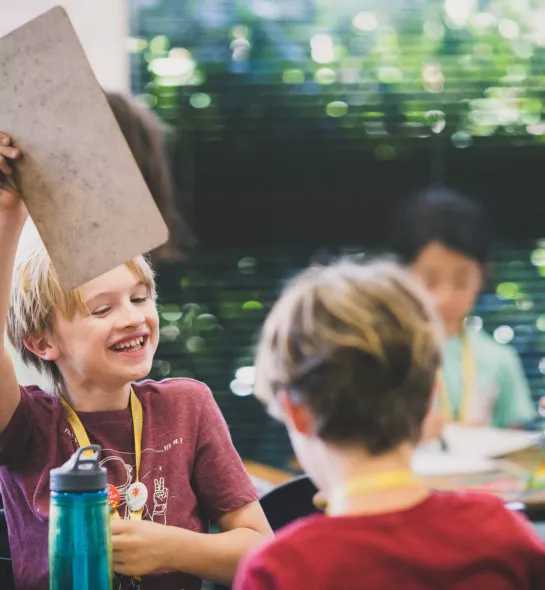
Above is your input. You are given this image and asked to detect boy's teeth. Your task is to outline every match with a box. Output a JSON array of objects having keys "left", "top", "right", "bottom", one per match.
[{"left": 112, "top": 337, "right": 145, "bottom": 351}]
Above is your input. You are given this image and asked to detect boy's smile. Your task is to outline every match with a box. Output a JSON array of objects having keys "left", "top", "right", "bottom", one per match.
[
  {"left": 49, "top": 264, "right": 159, "bottom": 390},
  {"left": 109, "top": 332, "right": 150, "bottom": 354}
]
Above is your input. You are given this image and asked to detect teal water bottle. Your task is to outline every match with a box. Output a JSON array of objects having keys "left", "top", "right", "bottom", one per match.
[{"left": 49, "top": 444, "right": 112, "bottom": 590}]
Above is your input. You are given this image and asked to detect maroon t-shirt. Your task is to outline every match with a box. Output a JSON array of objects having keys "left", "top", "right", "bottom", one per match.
[
  {"left": 234, "top": 492, "right": 545, "bottom": 590},
  {"left": 0, "top": 378, "right": 258, "bottom": 590}
]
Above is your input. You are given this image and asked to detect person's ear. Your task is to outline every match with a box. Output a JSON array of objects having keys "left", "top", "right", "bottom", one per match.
[
  {"left": 480, "top": 262, "right": 491, "bottom": 286},
  {"left": 277, "top": 390, "right": 315, "bottom": 435},
  {"left": 23, "top": 332, "right": 60, "bottom": 362}
]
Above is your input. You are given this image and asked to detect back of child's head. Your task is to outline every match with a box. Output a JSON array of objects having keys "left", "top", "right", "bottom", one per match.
[
  {"left": 392, "top": 187, "right": 491, "bottom": 265},
  {"left": 254, "top": 259, "right": 443, "bottom": 455},
  {"left": 7, "top": 243, "right": 156, "bottom": 389},
  {"left": 105, "top": 91, "right": 197, "bottom": 261}
]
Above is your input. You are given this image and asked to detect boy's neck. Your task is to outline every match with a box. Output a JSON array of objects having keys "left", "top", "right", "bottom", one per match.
[
  {"left": 322, "top": 442, "right": 429, "bottom": 517},
  {"left": 445, "top": 318, "right": 465, "bottom": 338},
  {"left": 58, "top": 381, "right": 132, "bottom": 412}
]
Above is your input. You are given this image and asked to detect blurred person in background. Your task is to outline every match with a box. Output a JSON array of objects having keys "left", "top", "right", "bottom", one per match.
[
  {"left": 392, "top": 188, "right": 536, "bottom": 437},
  {"left": 106, "top": 91, "right": 197, "bottom": 263}
]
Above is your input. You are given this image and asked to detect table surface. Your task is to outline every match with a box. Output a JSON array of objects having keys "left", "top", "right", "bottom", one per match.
[
  {"left": 245, "top": 447, "right": 545, "bottom": 509},
  {"left": 423, "top": 448, "right": 545, "bottom": 506}
]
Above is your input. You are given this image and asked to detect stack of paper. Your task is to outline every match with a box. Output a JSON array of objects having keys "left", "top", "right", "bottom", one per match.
[
  {"left": 442, "top": 424, "right": 542, "bottom": 459},
  {"left": 412, "top": 450, "right": 501, "bottom": 476}
]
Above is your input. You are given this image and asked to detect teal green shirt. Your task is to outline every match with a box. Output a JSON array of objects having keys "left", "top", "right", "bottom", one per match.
[{"left": 438, "top": 329, "right": 536, "bottom": 428}]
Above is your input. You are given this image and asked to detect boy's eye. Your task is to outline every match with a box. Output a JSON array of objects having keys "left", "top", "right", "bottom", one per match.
[
  {"left": 92, "top": 307, "right": 111, "bottom": 317},
  {"left": 90, "top": 296, "right": 148, "bottom": 316},
  {"left": 131, "top": 297, "right": 148, "bottom": 304}
]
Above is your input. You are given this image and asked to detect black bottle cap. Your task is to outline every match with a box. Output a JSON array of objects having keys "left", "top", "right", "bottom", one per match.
[{"left": 50, "top": 445, "right": 107, "bottom": 493}]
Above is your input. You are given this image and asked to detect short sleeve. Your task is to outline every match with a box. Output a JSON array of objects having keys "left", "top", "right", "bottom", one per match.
[
  {"left": 493, "top": 348, "right": 536, "bottom": 428},
  {"left": 0, "top": 387, "right": 41, "bottom": 467},
  {"left": 234, "top": 543, "right": 296, "bottom": 590},
  {"left": 503, "top": 507, "right": 545, "bottom": 586},
  {"left": 233, "top": 562, "right": 279, "bottom": 590},
  {"left": 191, "top": 387, "right": 258, "bottom": 520}
]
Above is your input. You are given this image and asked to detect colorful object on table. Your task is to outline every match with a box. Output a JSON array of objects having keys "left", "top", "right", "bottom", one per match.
[
  {"left": 454, "top": 474, "right": 525, "bottom": 496},
  {"left": 524, "top": 449, "right": 545, "bottom": 490}
]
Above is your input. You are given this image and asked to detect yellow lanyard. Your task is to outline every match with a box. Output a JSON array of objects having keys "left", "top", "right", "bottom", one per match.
[
  {"left": 436, "top": 330, "right": 475, "bottom": 424},
  {"left": 327, "top": 470, "right": 421, "bottom": 515},
  {"left": 60, "top": 389, "right": 144, "bottom": 520}
]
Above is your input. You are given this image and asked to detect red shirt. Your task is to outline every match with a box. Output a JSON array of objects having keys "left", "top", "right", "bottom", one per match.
[
  {"left": 0, "top": 378, "right": 258, "bottom": 590},
  {"left": 234, "top": 492, "right": 545, "bottom": 590}
]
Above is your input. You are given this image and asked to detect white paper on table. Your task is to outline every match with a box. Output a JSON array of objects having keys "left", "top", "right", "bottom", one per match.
[
  {"left": 442, "top": 424, "right": 542, "bottom": 459},
  {"left": 412, "top": 449, "right": 501, "bottom": 476}
]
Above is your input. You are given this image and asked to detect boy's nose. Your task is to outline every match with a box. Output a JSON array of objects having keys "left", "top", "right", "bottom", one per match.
[
  {"left": 120, "top": 302, "right": 145, "bottom": 327},
  {"left": 430, "top": 288, "right": 454, "bottom": 316}
]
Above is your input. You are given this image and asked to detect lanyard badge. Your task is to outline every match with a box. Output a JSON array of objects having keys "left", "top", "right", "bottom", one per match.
[
  {"left": 60, "top": 389, "right": 147, "bottom": 520},
  {"left": 437, "top": 330, "right": 476, "bottom": 423}
]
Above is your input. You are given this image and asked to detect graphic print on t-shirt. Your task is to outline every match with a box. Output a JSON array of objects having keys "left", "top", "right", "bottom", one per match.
[{"left": 98, "top": 436, "right": 182, "bottom": 522}]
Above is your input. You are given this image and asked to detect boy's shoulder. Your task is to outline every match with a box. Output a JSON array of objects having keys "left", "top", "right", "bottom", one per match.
[
  {"left": 19, "top": 384, "right": 61, "bottom": 409},
  {"left": 239, "top": 492, "right": 545, "bottom": 588},
  {"left": 468, "top": 328, "right": 520, "bottom": 364},
  {"left": 134, "top": 376, "right": 210, "bottom": 396},
  {"left": 433, "top": 492, "right": 545, "bottom": 559},
  {"left": 21, "top": 383, "right": 54, "bottom": 396},
  {"left": 18, "top": 378, "right": 216, "bottom": 419},
  {"left": 248, "top": 491, "right": 539, "bottom": 561},
  {"left": 133, "top": 377, "right": 214, "bottom": 413}
]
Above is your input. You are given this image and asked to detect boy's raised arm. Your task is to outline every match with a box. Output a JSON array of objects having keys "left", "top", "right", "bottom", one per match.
[{"left": 0, "top": 132, "right": 26, "bottom": 433}]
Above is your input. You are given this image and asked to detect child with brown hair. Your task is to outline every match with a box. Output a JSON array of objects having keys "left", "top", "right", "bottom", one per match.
[
  {"left": 234, "top": 259, "right": 545, "bottom": 590},
  {"left": 105, "top": 91, "right": 197, "bottom": 263},
  {"left": 393, "top": 187, "right": 535, "bottom": 431},
  {"left": 0, "top": 135, "right": 272, "bottom": 590}
]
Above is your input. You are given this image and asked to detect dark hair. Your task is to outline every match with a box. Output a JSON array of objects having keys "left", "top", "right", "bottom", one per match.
[
  {"left": 255, "top": 260, "right": 442, "bottom": 455},
  {"left": 391, "top": 187, "right": 491, "bottom": 265},
  {"left": 105, "top": 92, "right": 197, "bottom": 261}
]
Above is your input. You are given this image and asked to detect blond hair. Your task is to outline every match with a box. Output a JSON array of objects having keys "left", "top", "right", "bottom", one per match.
[
  {"left": 7, "top": 245, "right": 156, "bottom": 390},
  {"left": 255, "top": 259, "right": 443, "bottom": 454}
]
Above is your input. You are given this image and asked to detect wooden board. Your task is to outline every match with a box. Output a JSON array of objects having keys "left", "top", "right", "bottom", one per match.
[{"left": 0, "top": 6, "right": 168, "bottom": 289}]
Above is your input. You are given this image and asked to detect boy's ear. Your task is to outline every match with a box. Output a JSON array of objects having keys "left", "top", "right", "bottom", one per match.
[
  {"left": 480, "top": 262, "right": 491, "bottom": 284},
  {"left": 277, "top": 390, "right": 315, "bottom": 436},
  {"left": 23, "top": 333, "right": 60, "bottom": 362}
]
